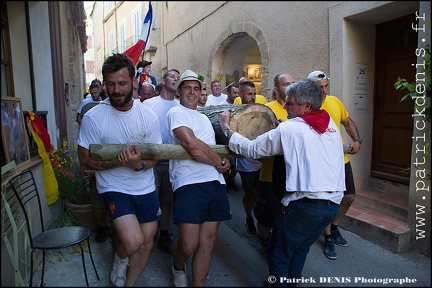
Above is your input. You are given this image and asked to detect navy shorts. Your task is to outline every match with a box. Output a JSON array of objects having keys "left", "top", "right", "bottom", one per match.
[
  {"left": 345, "top": 162, "right": 356, "bottom": 195},
  {"left": 173, "top": 181, "right": 232, "bottom": 224},
  {"left": 102, "top": 191, "right": 161, "bottom": 223}
]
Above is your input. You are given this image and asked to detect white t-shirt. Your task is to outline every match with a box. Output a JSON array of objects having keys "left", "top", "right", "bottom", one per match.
[
  {"left": 218, "top": 99, "right": 233, "bottom": 105},
  {"left": 143, "top": 96, "right": 179, "bottom": 144},
  {"left": 77, "top": 98, "right": 162, "bottom": 195},
  {"left": 166, "top": 105, "right": 226, "bottom": 191},
  {"left": 205, "top": 93, "right": 227, "bottom": 106},
  {"left": 228, "top": 116, "right": 345, "bottom": 206}
]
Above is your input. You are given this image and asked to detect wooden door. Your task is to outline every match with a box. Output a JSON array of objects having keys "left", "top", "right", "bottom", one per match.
[{"left": 372, "top": 14, "right": 417, "bottom": 184}]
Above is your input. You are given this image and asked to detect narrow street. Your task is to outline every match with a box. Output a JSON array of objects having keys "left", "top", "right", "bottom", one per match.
[{"left": 42, "top": 175, "right": 430, "bottom": 287}]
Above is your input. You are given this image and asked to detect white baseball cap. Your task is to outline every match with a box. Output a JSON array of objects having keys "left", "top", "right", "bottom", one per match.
[{"left": 308, "top": 71, "right": 330, "bottom": 81}]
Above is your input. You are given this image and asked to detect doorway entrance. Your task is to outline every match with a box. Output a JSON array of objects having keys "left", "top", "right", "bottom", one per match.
[{"left": 372, "top": 14, "right": 417, "bottom": 185}]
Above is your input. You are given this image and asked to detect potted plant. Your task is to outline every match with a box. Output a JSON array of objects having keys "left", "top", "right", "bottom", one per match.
[{"left": 49, "top": 140, "right": 97, "bottom": 230}]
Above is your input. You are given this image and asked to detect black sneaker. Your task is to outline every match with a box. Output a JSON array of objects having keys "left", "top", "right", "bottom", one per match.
[
  {"left": 332, "top": 227, "right": 348, "bottom": 247},
  {"left": 245, "top": 217, "right": 257, "bottom": 235},
  {"left": 324, "top": 237, "right": 337, "bottom": 260},
  {"left": 95, "top": 226, "right": 109, "bottom": 243},
  {"left": 157, "top": 234, "right": 174, "bottom": 255}
]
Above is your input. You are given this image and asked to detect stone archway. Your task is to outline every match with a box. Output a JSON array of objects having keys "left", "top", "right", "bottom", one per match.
[{"left": 210, "top": 21, "right": 270, "bottom": 98}]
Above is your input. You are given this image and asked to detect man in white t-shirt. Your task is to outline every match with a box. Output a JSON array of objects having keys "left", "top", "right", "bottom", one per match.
[
  {"left": 142, "top": 68, "right": 180, "bottom": 255},
  {"left": 167, "top": 70, "right": 231, "bottom": 287},
  {"left": 78, "top": 53, "right": 162, "bottom": 287},
  {"left": 76, "top": 83, "right": 101, "bottom": 124},
  {"left": 205, "top": 80, "right": 227, "bottom": 106}
]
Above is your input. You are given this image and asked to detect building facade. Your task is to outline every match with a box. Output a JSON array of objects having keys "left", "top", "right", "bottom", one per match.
[
  {"left": 91, "top": 1, "right": 430, "bottom": 255},
  {"left": 1, "top": 1, "right": 430, "bottom": 285},
  {"left": 92, "top": 1, "right": 430, "bottom": 253},
  {"left": 1, "top": 2, "right": 87, "bottom": 286}
]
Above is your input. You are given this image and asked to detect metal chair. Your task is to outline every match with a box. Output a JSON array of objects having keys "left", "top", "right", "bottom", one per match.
[{"left": 8, "top": 170, "right": 100, "bottom": 287}]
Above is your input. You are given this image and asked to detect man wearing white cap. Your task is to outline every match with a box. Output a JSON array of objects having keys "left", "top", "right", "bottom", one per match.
[
  {"left": 308, "top": 70, "right": 362, "bottom": 260},
  {"left": 166, "top": 70, "right": 232, "bottom": 287}
]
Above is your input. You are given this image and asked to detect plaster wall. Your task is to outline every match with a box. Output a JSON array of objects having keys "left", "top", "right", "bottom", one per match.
[{"left": 160, "top": 1, "right": 333, "bottom": 96}]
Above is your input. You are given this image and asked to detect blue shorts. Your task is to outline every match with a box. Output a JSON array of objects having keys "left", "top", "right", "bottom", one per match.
[
  {"left": 173, "top": 181, "right": 232, "bottom": 224},
  {"left": 102, "top": 191, "right": 161, "bottom": 223}
]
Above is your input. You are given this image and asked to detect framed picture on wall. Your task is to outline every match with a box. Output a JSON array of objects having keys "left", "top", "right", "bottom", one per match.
[
  {"left": 1, "top": 96, "right": 31, "bottom": 166},
  {"left": 247, "top": 66, "right": 262, "bottom": 82}
]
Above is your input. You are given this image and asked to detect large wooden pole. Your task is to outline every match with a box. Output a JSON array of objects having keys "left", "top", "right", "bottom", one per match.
[
  {"left": 89, "top": 104, "right": 276, "bottom": 161},
  {"left": 198, "top": 103, "right": 277, "bottom": 144},
  {"left": 89, "top": 143, "right": 240, "bottom": 161}
]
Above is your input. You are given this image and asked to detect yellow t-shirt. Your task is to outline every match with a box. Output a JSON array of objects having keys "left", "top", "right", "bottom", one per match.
[
  {"left": 259, "top": 100, "right": 288, "bottom": 182},
  {"left": 321, "top": 95, "right": 350, "bottom": 164},
  {"left": 234, "top": 94, "right": 268, "bottom": 104}
]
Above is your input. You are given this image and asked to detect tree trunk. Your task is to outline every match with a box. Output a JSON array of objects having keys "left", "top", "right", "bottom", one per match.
[
  {"left": 197, "top": 103, "right": 277, "bottom": 144},
  {"left": 90, "top": 143, "right": 240, "bottom": 161},
  {"left": 89, "top": 104, "right": 277, "bottom": 161}
]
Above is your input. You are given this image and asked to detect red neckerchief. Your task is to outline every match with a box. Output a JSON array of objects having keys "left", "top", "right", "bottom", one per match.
[{"left": 299, "top": 109, "right": 330, "bottom": 134}]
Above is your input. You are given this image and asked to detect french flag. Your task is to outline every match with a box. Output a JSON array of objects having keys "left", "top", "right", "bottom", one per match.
[{"left": 124, "top": 3, "right": 153, "bottom": 65}]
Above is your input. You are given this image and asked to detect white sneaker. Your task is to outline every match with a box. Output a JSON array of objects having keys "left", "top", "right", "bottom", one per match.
[
  {"left": 110, "top": 253, "right": 129, "bottom": 287},
  {"left": 172, "top": 261, "right": 188, "bottom": 287}
]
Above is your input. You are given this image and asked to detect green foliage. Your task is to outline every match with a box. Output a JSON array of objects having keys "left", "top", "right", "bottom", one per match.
[
  {"left": 47, "top": 209, "right": 81, "bottom": 229},
  {"left": 394, "top": 44, "right": 431, "bottom": 122},
  {"left": 50, "top": 140, "right": 90, "bottom": 205}
]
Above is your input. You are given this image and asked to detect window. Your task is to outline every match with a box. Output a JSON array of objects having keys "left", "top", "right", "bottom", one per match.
[
  {"left": 109, "top": 32, "right": 115, "bottom": 55},
  {"left": 133, "top": 10, "right": 140, "bottom": 43},
  {"left": 119, "top": 22, "right": 125, "bottom": 53},
  {"left": 106, "top": 1, "right": 114, "bottom": 13}
]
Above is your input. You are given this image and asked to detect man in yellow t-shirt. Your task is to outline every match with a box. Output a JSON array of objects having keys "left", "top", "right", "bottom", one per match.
[
  {"left": 308, "top": 70, "right": 362, "bottom": 260},
  {"left": 234, "top": 77, "right": 268, "bottom": 104},
  {"left": 254, "top": 73, "right": 295, "bottom": 256}
]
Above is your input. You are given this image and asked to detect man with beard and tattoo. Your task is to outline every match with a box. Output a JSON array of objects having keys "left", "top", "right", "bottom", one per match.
[{"left": 77, "top": 53, "right": 162, "bottom": 287}]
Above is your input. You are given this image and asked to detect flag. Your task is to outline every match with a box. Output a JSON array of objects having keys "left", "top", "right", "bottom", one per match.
[
  {"left": 27, "top": 111, "right": 59, "bottom": 205},
  {"left": 123, "top": 4, "right": 153, "bottom": 65}
]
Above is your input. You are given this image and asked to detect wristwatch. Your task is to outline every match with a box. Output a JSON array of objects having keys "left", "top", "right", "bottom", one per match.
[
  {"left": 223, "top": 127, "right": 232, "bottom": 137},
  {"left": 354, "top": 137, "right": 363, "bottom": 144},
  {"left": 134, "top": 161, "right": 146, "bottom": 171}
]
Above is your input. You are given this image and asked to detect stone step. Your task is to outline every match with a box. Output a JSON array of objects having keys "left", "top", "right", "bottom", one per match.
[
  {"left": 340, "top": 196, "right": 411, "bottom": 253},
  {"left": 354, "top": 188, "right": 409, "bottom": 222}
]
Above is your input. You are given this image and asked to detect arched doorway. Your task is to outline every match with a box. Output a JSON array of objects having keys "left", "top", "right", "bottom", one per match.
[
  {"left": 222, "top": 34, "right": 262, "bottom": 95},
  {"left": 210, "top": 21, "right": 270, "bottom": 98}
]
